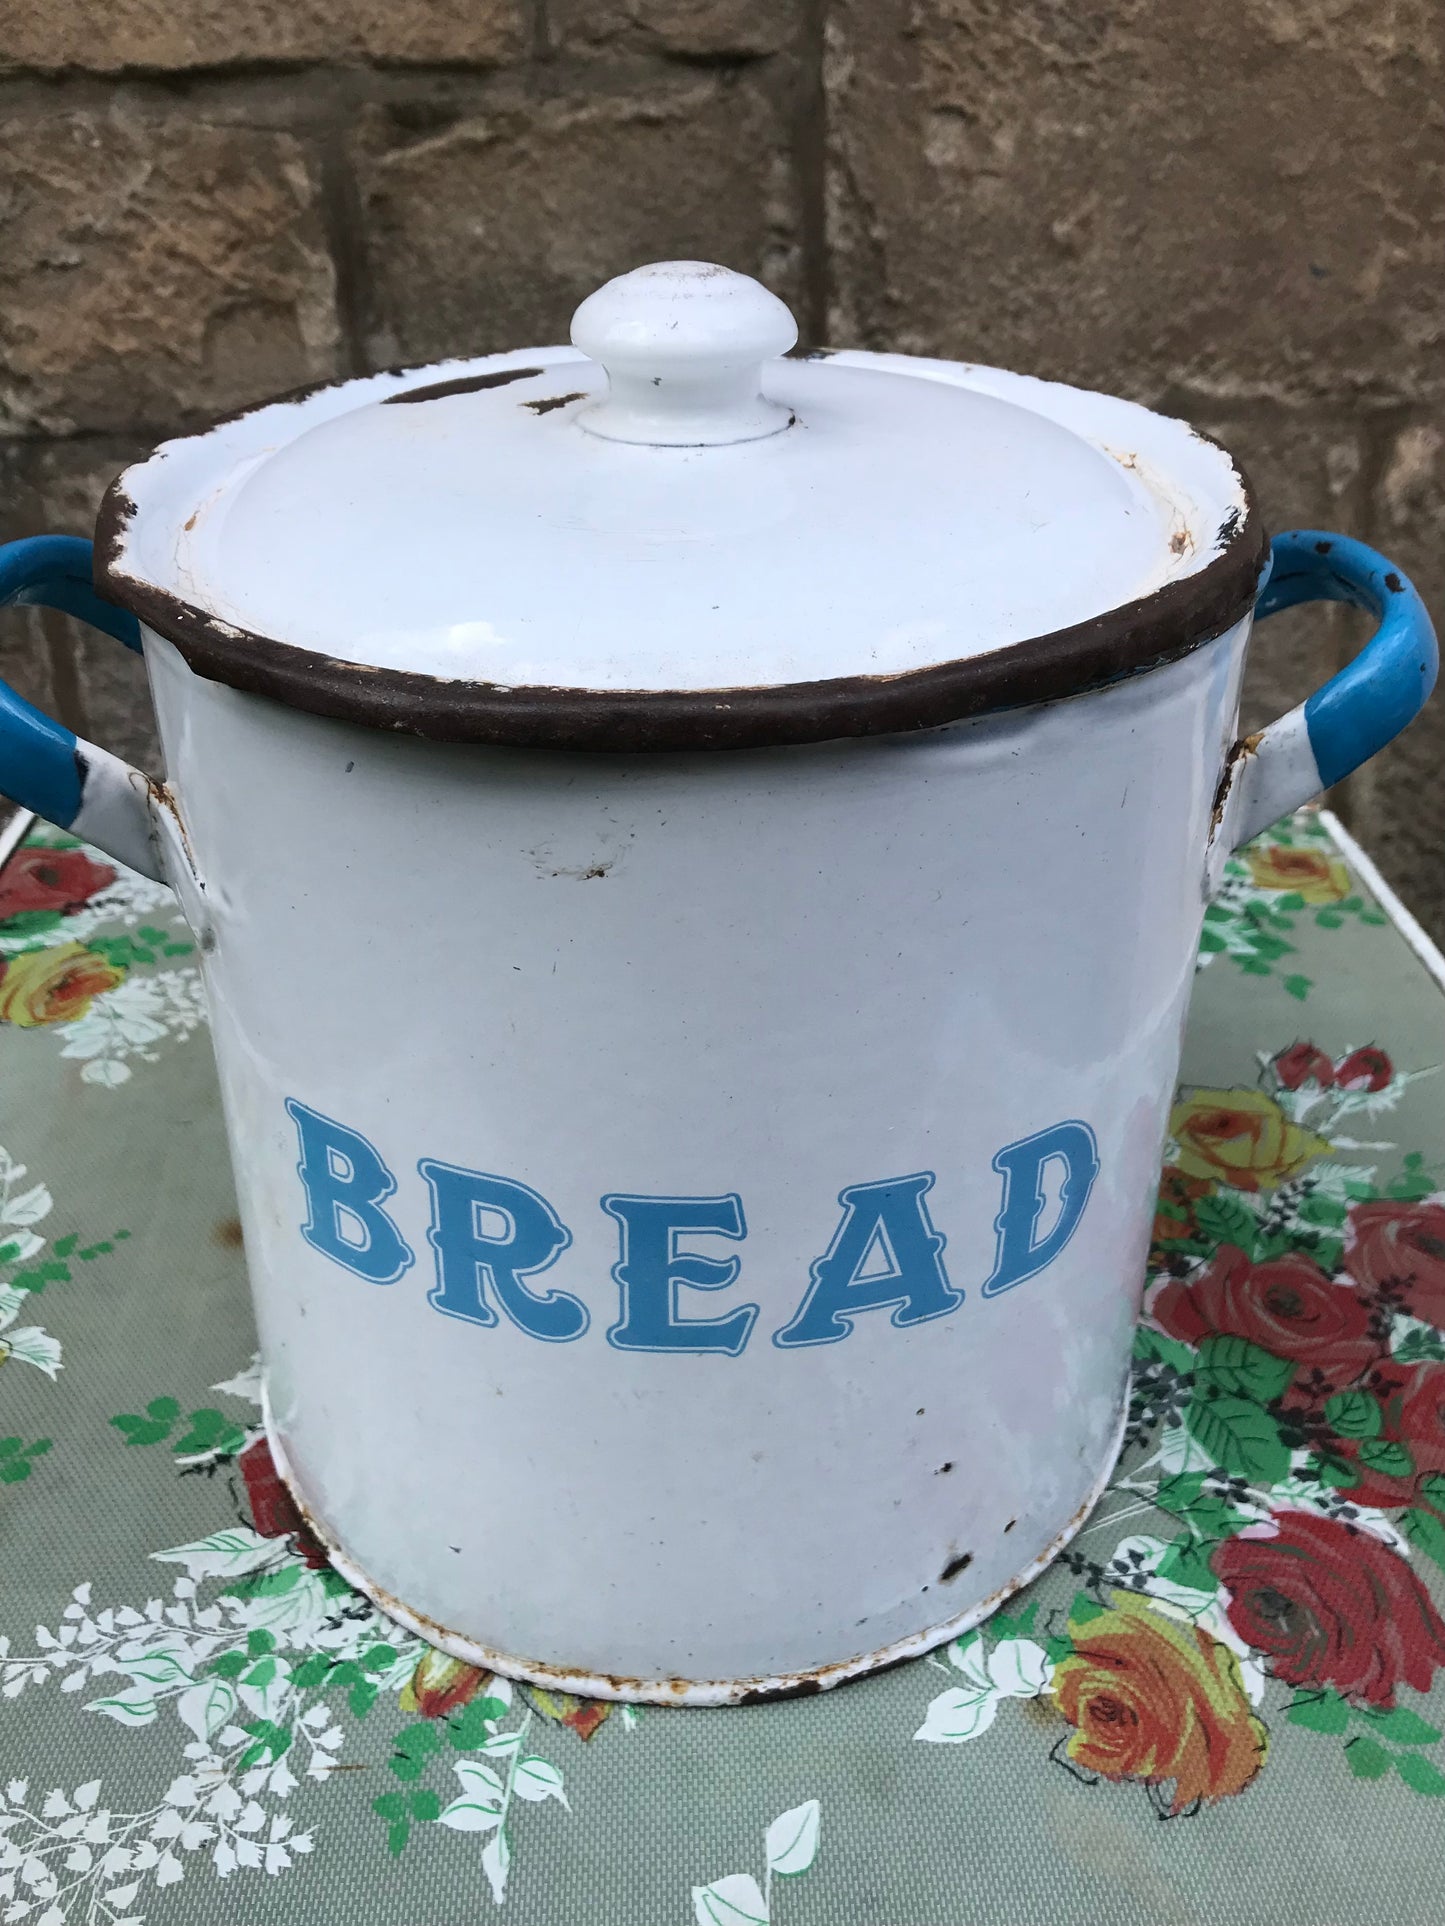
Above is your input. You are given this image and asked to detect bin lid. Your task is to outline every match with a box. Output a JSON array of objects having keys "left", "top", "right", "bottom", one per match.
[{"left": 98, "top": 259, "right": 1265, "bottom": 749}]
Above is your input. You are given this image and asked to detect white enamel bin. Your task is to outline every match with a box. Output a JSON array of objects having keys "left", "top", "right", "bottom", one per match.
[{"left": 0, "top": 262, "right": 1436, "bottom": 1702}]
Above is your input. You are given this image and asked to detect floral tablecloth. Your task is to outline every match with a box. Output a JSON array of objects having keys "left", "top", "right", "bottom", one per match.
[{"left": 3, "top": 807, "right": 1445, "bottom": 1926}]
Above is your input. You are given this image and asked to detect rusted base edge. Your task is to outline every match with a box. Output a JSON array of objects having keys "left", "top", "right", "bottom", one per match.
[{"left": 261, "top": 1394, "right": 1128, "bottom": 1708}]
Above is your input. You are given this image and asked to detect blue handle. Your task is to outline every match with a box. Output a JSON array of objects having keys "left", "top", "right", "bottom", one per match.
[
  {"left": 1224, "top": 529, "right": 1438, "bottom": 850},
  {"left": 0, "top": 535, "right": 160, "bottom": 877},
  {"left": 0, "top": 535, "right": 142, "bottom": 654},
  {"left": 1256, "top": 529, "right": 1437, "bottom": 790}
]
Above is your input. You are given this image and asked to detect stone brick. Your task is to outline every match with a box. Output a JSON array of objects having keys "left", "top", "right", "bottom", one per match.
[
  {"left": 0, "top": 437, "right": 163, "bottom": 773},
  {"left": 0, "top": 444, "right": 59, "bottom": 725},
  {"left": 0, "top": 1, "right": 522, "bottom": 74},
  {"left": 552, "top": 0, "right": 793, "bottom": 59},
  {"left": 0, "top": 107, "right": 342, "bottom": 436},
  {"left": 824, "top": 1, "right": 1444, "bottom": 407},
  {"left": 352, "top": 77, "right": 802, "bottom": 368}
]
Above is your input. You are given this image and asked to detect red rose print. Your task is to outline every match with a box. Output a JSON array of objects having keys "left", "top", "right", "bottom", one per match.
[
  {"left": 1345, "top": 1200, "right": 1445, "bottom": 1329},
  {"left": 0, "top": 847, "right": 115, "bottom": 921},
  {"left": 407, "top": 1649, "right": 490, "bottom": 1720},
  {"left": 1274, "top": 1042, "right": 1335, "bottom": 1091},
  {"left": 1334, "top": 1361, "right": 1445, "bottom": 1509},
  {"left": 1334, "top": 1046, "right": 1393, "bottom": 1092},
  {"left": 1148, "top": 1245, "right": 1383, "bottom": 1390},
  {"left": 1212, "top": 1509, "right": 1445, "bottom": 1706},
  {"left": 239, "top": 1436, "right": 329, "bottom": 1569}
]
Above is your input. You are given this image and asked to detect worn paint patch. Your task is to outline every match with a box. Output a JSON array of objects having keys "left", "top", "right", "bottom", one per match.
[
  {"left": 384, "top": 367, "right": 545, "bottom": 406},
  {"left": 522, "top": 392, "right": 587, "bottom": 417}
]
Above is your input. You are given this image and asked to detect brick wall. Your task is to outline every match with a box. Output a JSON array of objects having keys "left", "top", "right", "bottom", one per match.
[{"left": 2, "top": 2, "right": 1441, "bottom": 927}]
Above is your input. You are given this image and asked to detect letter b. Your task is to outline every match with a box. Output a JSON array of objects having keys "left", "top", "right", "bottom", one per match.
[{"left": 286, "top": 1099, "right": 413, "bottom": 1284}]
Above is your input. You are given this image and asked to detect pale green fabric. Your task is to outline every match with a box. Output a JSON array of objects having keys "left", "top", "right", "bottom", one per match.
[{"left": 2, "top": 810, "right": 1444, "bottom": 1926}]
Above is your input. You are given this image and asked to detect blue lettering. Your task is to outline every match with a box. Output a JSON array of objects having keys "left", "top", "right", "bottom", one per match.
[
  {"left": 286, "top": 1099, "right": 413, "bottom": 1284},
  {"left": 603, "top": 1194, "right": 755, "bottom": 1355},
  {"left": 774, "top": 1171, "right": 959, "bottom": 1348},
  {"left": 419, "top": 1162, "right": 585, "bottom": 1342},
  {"left": 982, "top": 1120, "right": 1100, "bottom": 1297}
]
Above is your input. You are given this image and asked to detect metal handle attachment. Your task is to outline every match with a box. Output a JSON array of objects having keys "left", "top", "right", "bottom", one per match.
[
  {"left": 1221, "top": 529, "right": 1437, "bottom": 851},
  {"left": 0, "top": 535, "right": 164, "bottom": 880}
]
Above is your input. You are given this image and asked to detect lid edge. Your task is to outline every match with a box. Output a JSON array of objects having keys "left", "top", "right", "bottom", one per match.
[{"left": 95, "top": 460, "right": 1267, "bottom": 751}]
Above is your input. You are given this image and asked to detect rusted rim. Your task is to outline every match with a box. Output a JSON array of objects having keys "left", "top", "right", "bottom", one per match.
[
  {"left": 94, "top": 419, "right": 1266, "bottom": 753},
  {"left": 262, "top": 1391, "right": 1129, "bottom": 1707}
]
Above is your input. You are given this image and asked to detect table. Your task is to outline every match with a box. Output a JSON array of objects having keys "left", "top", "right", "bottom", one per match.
[{"left": 3, "top": 805, "right": 1445, "bottom": 1926}]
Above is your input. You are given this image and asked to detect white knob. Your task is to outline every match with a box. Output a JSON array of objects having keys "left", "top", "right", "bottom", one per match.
[{"left": 570, "top": 261, "right": 798, "bottom": 447}]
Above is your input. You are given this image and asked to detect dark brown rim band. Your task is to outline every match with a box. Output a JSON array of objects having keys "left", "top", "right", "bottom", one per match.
[{"left": 94, "top": 423, "right": 1266, "bottom": 754}]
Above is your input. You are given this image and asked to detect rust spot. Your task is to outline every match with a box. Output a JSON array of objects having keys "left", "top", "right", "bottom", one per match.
[
  {"left": 145, "top": 775, "right": 202, "bottom": 875},
  {"left": 523, "top": 392, "right": 586, "bottom": 417},
  {"left": 1209, "top": 729, "right": 1266, "bottom": 836},
  {"left": 183, "top": 510, "right": 199, "bottom": 532},
  {"left": 935, "top": 1462, "right": 954, "bottom": 1475},
  {"left": 1385, "top": 571, "right": 1404, "bottom": 594},
  {"left": 384, "top": 367, "right": 544, "bottom": 405},
  {"left": 214, "top": 1216, "right": 244, "bottom": 1251},
  {"left": 940, "top": 1551, "right": 975, "bottom": 1583},
  {"left": 737, "top": 1677, "right": 824, "bottom": 1706},
  {"left": 1169, "top": 527, "right": 1193, "bottom": 557}
]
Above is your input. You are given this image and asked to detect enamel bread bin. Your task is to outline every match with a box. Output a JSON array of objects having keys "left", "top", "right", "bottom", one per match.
[{"left": 0, "top": 262, "right": 1436, "bottom": 1703}]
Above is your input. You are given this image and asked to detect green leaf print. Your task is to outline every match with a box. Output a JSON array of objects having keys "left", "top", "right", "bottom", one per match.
[
  {"left": 1357, "top": 1706, "right": 1442, "bottom": 1746},
  {"left": 1156, "top": 1537, "right": 1219, "bottom": 1592},
  {"left": 1356, "top": 1438, "right": 1414, "bottom": 1480},
  {"left": 1193, "top": 1194, "right": 1258, "bottom": 1254},
  {"left": 108, "top": 1396, "right": 247, "bottom": 1456},
  {"left": 1195, "top": 1334, "right": 1295, "bottom": 1403},
  {"left": 1323, "top": 1390, "right": 1383, "bottom": 1440},
  {"left": 1286, "top": 1691, "right": 1349, "bottom": 1735},
  {"left": 238, "top": 1718, "right": 293, "bottom": 1768},
  {"left": 0, "top": 1435, "right": 52, "bottom": 1483},
  {"left": 1134, "top": 1328, "right": 1197, "bottom": 1375},
  {"left": 1397, "top": 1754, "right": 1445, "bottom": 1796},
  {"left": 1400, "top": 1509, "right": 1445, "bottom": 1573},
  {"left": 1184, "top": 1391, "right": 1291, "bottom": 1485},
  {"left": 1345, "top": 1736, "right": 1392, "bottom": 1779}
]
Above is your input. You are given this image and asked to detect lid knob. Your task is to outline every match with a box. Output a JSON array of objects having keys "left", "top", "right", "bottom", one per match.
[{"left": 571, "top": 260, "right": 798, "bottom": 447}]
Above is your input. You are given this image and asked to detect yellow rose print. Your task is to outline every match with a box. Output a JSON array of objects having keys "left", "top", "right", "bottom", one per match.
[
  {"left": 1052, "top": 1591, "right": 1267, "bottom": 1813},
  {"left": 1245, "top": 845, "right": 1350, "bottom": 904},
  {"left": 0, "top": 943, "right": 126, "bottom": 1028},
  {"left": 1170, "top": 1087, "right": 1332, "bottom": 1193}
]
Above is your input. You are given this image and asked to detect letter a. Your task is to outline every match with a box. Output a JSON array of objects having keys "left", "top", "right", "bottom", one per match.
[{"left": 774, "top": 1172, "right": 960, "bottom": 1348}]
